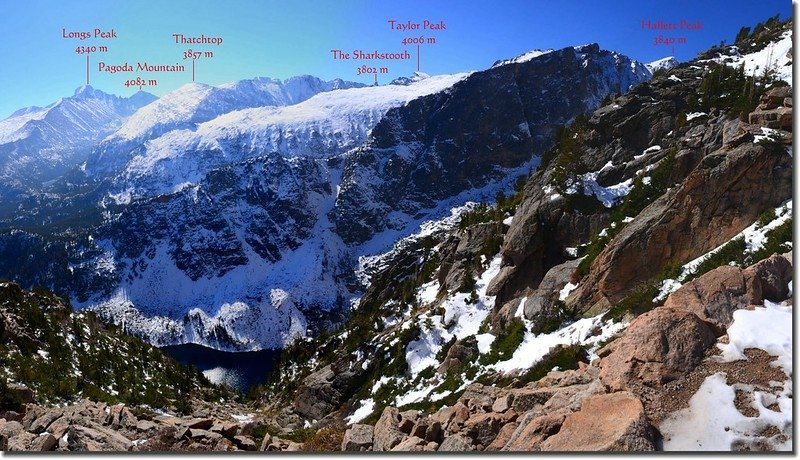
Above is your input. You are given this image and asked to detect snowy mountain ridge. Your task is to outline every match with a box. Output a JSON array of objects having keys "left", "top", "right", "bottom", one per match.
[
  {"left": 0, "top": 85, "right": 155, "bottom": 145},
  {"left": 492, "top": 48, "right": 555, "bottom": 67},
  {"left": 85, "top": 75, "right": 367, "bottom": 179},
  {"left": 113, "top": 73, "right": 471, "bottom": 198},
  {"left": 79, "top": 44, "right": 651, "bottom": 350},
  {"left": 0, "top": 43, "right": 653, "bottom": 352},
  {"left": 106, "top": 75, "right": 366, "bottom": 143}
]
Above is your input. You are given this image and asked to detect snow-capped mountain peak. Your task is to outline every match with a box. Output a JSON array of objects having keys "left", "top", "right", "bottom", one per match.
[
  {"left": 491, "top": 44, "right": 652, "bottom": 86},
  {"left": 73, "top": 84, "right": 102, "bottom": 99},
  {"left": 0, "top": 85, "right": 157, "bottom": 189},
  {"left": 492, "top": 48, "right": 555, "bottom": 68},
  {"left": 646, "top": 56, "right": 679, "bottom": 73},
  {"left": 0, "top": 85, "right": 156, "bottom": 146},
  {"left": 128, "top": 90, "right": 159, "bottom": 108},
  {"left": 390, "top": 72, "right": 432, "bottom": 86}
]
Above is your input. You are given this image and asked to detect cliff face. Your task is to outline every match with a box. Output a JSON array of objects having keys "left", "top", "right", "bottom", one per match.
[
  {"left": 334, "top": 44, "right": 650, "bottom": 245},
  {"left": 491, "top": 61, "right": 792, "bottom": 315}
]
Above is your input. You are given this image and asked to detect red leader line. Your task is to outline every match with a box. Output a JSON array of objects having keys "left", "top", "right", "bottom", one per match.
[
  {"left": 417, "top": 44, "right": 420, "bottom": 72},
  {"left": 86, "top": 55, "right": 90, "bottom": 85},
  {"left": 192, "top": 60, "right": 196, "bottom": 82}
]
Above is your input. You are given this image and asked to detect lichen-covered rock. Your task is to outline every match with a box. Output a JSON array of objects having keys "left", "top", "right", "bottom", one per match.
[
  {"left": 29, "top": 433, "right": 57, "bottom": 451},
  {"left": 437, "top": 433, "right": 475, "bottom": 451},
  {"left": 391, "top": 436, "right": 427, "bottom": 451},
  {"left": 504, "top": 412, "right": 566, "bottom": 451},
  {"left": 341, "top": 424, "right": 374, "bottom": 452},
  {"left": 539, "top": 392, "right": 655, "bottom": 451},
  {"left": 742, "top": 254, "right": 793, "bottom": 303},
  {"left": 599, "top": 307, "right": 716, "bottom": 391},
  {"left": 463, "top": 412, "right": 503, "bottom": 447},
  {"left": 663, "top": 265, "right": 750, "bottom": 333},
  {"left": 373, "top": 407, "right": 407, "bottom": 451}
]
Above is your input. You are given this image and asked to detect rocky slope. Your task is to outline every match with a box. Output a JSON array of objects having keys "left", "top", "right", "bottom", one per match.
[
  {"left": 249, "top": 17, "right": 793, "bottom": 452},
  {"left": 328, "top": 253, "right": 790, "bottom": 452}
]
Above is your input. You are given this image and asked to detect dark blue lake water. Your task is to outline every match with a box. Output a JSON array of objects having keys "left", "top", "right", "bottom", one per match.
[{"left": 161, "top": 343, "right": 281, "bottom": 394}]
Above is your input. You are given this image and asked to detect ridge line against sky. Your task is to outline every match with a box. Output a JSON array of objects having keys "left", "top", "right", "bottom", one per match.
[{"left": 0, "top": 0, "right": 791, "bottom": 119}]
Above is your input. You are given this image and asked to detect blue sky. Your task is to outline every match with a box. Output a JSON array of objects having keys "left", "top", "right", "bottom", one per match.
[{"left": 0, "top": 0, "right": 791, "bottom": 118}]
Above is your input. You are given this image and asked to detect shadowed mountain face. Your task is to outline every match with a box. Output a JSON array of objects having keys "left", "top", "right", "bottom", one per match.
[{"left": 334, "top": 44, "right": 650, "bottom": 244}]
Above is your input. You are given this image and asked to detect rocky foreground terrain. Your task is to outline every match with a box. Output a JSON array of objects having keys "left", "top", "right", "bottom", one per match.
[
  {"left": 0, "top": 398, "right": 262, "bottom": 452},
  {"left": 0, "top": 253, "right": 791, "bottom": 451}
]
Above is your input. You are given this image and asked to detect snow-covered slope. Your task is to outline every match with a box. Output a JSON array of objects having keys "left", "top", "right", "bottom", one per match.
[
  {"left": 703, "top": 30, "right": 793, "bottom": 83},
  {"left": 106, "top": 76, "right": 365, "bottom": 143},
  {"left": 492, "top": 49, "right": 554, "bottom": 68},
  {"left": 347, "top": 253, "right": 625, "bottom": 421},
  {"left": 0, "top": 85, "right": 154, "bottom": 145},
  {"left": 0, "top": 86, "right": 156, "bottom": 188},
  {"left": 115, "top": 73, "right": 470, "bottom": 197},
  {"left": 86, "top": 76, "right": 366, "bottom": 179},
  {"left": 729, "top": 30, "right": 793, "bottom": 83}
]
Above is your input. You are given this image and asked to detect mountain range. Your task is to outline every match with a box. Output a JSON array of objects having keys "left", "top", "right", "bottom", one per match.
[{"left": 0, "top": 44, "right": 652, "bottom": 351}]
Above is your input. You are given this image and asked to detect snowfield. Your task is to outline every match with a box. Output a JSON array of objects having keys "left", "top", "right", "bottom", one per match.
[
  {"left": 109, "top": 76, "right": 366, "bottom": 142},
  {"left": 661, "top": 298, "right": 792, "bottom": 451}
]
